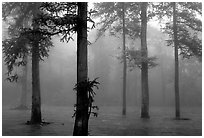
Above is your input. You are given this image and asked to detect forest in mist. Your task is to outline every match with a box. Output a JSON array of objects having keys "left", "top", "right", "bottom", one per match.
[
  {"left": 2, "top": 24, "right": 201, "bottom": 107},
  {"left": 2, "top": 2, "right": 202, "bottom": 136}
]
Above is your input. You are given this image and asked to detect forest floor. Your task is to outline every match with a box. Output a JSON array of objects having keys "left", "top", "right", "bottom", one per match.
[{"left": 2, "top": 105, "right": 202, "bottom": 136}]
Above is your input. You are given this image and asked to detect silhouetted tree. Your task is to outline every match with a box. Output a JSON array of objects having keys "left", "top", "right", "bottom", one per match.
[
  {"left": 73, "top": 2, "right": 89, "bottom": 135},
  {"left": 38, "top": 2, "right": 97, "bottom": 135}
]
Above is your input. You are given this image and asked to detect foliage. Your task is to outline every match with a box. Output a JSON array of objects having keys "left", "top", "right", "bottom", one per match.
[
  {"left": 116, "top": 48, "right": 157, "bottom": 70},
  {"left": 2, "top": 2, "right": 53, "bottom": 82},
  {"left": 93, "top": 2, "right": 163, "bottom": 40},
  {"left": 94, "top": 2, "right": 158, "bottom": 71},
  {"left": 3, "top": 2, "right": 96, "bottom": 82},
  {"left": 165, "top": 24, "right": 202, "bottom": 59},
  {"left": 153, "top": 2, "right": 202, "bottom": 60},
  {"left": 93, "top": 2, "right": 141, "bottom": 40},
  {"left": 72, "top": 78, "right": 100, "bottom": 119},
  {"left": 126, "top": 49, "right": 158, "bottom": 70},
  {"left": 35, "top": 2, "right": 95, "bottom": 43}
]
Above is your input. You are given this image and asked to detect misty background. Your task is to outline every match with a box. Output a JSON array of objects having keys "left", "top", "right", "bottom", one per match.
[{"left": 2, "top": 23, "right": 202, "bottom": 108}]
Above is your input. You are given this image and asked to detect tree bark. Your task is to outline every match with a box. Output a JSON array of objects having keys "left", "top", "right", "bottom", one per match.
[
  {"left": 73, "top": 2, "right": 89, "bottom": 136},
  {"left": 30, "top": 36, "right": 42, "bottom": 124},
  {"left": 122, "top": 2, "right": 127, "bottom": 116},
  {"left": 140, "top": 2, "right": 149, "bottom": 118},
  {"left": 173, "top": 2, "right": 180, "bottom": 119},
  {"left": 30, "top": 4, "right": 42, "bottom": 123}
]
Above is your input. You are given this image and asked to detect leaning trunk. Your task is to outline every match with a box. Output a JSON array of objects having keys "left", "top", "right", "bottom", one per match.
[
  {"left": 173, "top": 2, "right": 180, "bottom": 119},
  {"left": 122, "top": 2, "right": 127, "bottom": 116},
  {"left": 73, "top": 2, "right": 89, "bottom": 136},
  {"left": 140, "top": 2, "right": 149, "bottom": 118}
]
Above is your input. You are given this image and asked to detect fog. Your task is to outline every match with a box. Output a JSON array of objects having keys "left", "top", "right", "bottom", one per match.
[
  {"left": 2, "top": 25, "right": 201, "bottom": 108},
  {"left": 2, "top": 2, "right": 202, "bottom": 135}
]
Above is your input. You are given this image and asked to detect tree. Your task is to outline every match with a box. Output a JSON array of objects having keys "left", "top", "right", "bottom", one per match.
[
  {"left": 73, "top": 2, "right": 89, "bottom": 135},
  {"left": 153, "top": 2, "right": 202, "bottom": 59},
  {"left": 38, "top": 2, "right": 98, "bottom": 135},
  {"left": 94, "top": 2, "right": 158, "bottom": 118},
  {"left": 2, "top": 2, "right": 53, "bottom": 124},
  {"left": 140, "top": 2, "right": 149, "bottom": 118},
  {"left": 30, "top": 10, "right": 42, "bottom": 123},
  {"left": 122, "top": 2, "right": 127, "bottom": 115},
  {"left": 94, "top": 2, "right": 130, "bottom": 115},
  {"left": 173, "top": 2, "right": 180, "bottom": 119},
  {"left": 121, "top": 3, "right": 157, "bottom": 118},
  {"left": 154, "top": 2, "right": 202, "bottom": 119}
]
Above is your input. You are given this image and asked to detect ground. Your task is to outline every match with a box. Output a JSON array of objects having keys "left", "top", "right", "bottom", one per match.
[{"left": 2, "top": 105, "right": 202, "bottom": 136}]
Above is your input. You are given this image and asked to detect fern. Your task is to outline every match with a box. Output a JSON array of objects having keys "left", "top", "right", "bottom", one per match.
[{"left": 73, "top": 77, "right": 100, "bottom": 119}]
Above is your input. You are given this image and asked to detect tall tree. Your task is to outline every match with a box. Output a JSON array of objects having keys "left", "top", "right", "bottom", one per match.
[
  {"left": 154, "top": 2, "right": 202, "bottom": 59},
  {"left": 93, "top": 2, "right": 140, "bottom": 115},
  {"left": 73, "top": 2, "right": 89, "bottom": 136},
  {"left": 94, "top": 2, "right": 157, "bottom": 118},
  {"left": 154, "top": 2, "right": 202, "bottom": 118},
  {"left": 140, "top": 2, "right": 149, "bottom": 118},
  {"left": 173, "top": 2, "right": 180, "bottom": 119},
  {"left": 122, "top": 2, "right": 127, "bottom": 116},
  {"left": 2, "top": 2, "right": 53, "bottom": 124},
  {"left": 31, "top": 6, "right": 42, "bottom": 123},
  {"left": 37, "top": 2, "right": 98, "bottom": 135}
]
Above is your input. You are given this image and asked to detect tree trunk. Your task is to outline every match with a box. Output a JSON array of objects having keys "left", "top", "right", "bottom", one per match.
[
  {"left": 140, "top": 2, "right": 149, "bottom": 118},
  {"left": 122, "top": 2, "right": 127, "bottom": 116},
  {"left": 30, "top": 6, "right": 42, "bottom": 123},
  {"left": 20, "top": 54, "right": 28, "bottom": 108},
  {"left": 173, "top": 2, "right": 180, "bottom": 119},
  {"left": 73, "top": 2, "right": 89, "bottom": 136},
  {"left": 30, "top": 37, "right": 42, "bottom": 123}
]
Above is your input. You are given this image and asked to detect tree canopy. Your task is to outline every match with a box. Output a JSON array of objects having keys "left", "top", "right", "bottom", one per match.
[
  {"left": 154, "top": 2, "right": 202, "bottom": 60},
  {"left": 2, "top": 2, "right": 53, "bottom": 82}
]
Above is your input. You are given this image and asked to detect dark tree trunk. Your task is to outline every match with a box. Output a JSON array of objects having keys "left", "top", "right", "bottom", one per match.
[
  {"left": 73, "top": 2, "right": 89, "bottom": 136},
  {"left": 173, "top": 2, "right": 180, "bottom": 119},
  {"left": 30, "top": 39, "right": 42, "bottom": 124},
  {"left": 122, "top": 2, "right": 127, "bottom": 116},
  {"left": 20, "top": 54, "right": 28, "bottom": 108},
  {"left": 140, "top": 2, "right": 149, "bottom": 118},
  {"left": 29, "top": 3, "right": 42, "bottom": 124}
]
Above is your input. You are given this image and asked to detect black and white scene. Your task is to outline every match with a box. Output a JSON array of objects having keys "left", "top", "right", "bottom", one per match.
[{"left": 2, "top": 2, "right": 202, "bottom": 136}]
